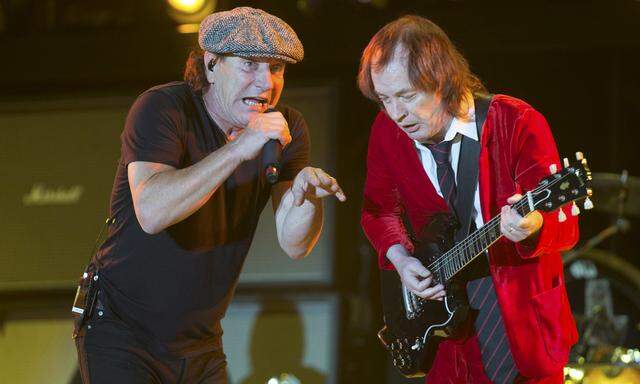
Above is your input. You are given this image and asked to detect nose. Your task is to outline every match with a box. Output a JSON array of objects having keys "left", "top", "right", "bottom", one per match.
[
  {"left": 387, "top": 99, "right": 407, "bottom": 123},
  {"left": 254, "top": 66, "right": 274, "bottom": 92}
]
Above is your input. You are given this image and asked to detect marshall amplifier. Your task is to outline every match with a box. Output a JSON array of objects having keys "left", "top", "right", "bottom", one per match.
[{"left": 0, "top": 84, "right": 337, "bottom": 291}]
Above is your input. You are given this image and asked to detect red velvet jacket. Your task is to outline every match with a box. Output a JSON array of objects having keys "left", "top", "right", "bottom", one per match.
[{"left": 361, "top": 95, "right": 579, "bottom": 379}]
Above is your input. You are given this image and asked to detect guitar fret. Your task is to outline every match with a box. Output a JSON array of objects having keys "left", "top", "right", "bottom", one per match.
[
  {"left": 436, "top": 198, "right": 538, "bottom": 283},
  {"left": 453, "top": 254, "right": 458, "bottom": 276},
  {"left": 491, "top": 224, "right": 500, "bottom": 240},
  {"left": 516, "top": 200, "right": 530, "bottom": 217},
  {"left": 463, "top": 246, "right": 470, "bottom": 266},
  {"left": 466, "top": 243, "right": 473, "bottom": 260},
  {"left": 452, "top": 252, "right": 457, "bottom": 278},
  {"left": 443, "top": 260, "right": 447, "bottom": 281}
]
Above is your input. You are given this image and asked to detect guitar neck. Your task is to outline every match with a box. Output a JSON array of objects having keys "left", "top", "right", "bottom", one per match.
[{"left": 429, "top": 195, "right": 534, "bottom": 284}]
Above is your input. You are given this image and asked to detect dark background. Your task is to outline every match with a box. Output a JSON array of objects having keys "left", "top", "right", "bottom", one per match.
[{"left": 1, "top": 0, "right": 639, "bottom": 382}]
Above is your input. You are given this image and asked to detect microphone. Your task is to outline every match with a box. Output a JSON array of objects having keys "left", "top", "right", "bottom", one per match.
[{"left": 262, "top": 108, "right": 282, "bottom": 184}]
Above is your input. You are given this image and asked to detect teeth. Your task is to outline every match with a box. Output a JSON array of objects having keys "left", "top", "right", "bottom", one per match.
[{"left": 243, "top": 98, "right": 267, "bottom": 106}]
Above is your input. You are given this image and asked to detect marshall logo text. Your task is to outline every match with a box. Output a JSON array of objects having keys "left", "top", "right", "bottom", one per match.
[{"left": 22, "top": 184, "right": 84, "bottom": 206}]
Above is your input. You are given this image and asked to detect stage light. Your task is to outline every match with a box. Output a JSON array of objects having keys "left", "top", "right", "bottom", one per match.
[
  {"left": 166, "top": 0, "right": 216, "bottom": 33},
  {"left": 167, "top": 0, "right": 207, "bottom": 14},
  {"left": 176, "top": 23, "right": 199, "bottom": 34},
  {"left": 563, "top": 367, "right": 585, "bottom": 383}
]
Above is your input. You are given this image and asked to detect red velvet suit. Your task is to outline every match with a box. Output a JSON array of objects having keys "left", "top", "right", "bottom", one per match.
[{"left": 361, "top": 95, "right": 579, "bottom": 382}]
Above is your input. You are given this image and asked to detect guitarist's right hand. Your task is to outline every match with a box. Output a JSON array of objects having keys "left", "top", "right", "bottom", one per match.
[{"left": 387, "top": 244, "right": 446, "bottom": 300}]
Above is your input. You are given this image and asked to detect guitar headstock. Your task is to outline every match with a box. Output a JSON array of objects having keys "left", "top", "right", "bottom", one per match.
[{"left": 532, "top": 152, "right": 593, "bottom": 217}]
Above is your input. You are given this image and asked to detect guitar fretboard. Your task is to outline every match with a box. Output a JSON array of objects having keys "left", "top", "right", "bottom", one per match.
[{"left": 429, "top": 197, "right": 532, "bottom": 283}]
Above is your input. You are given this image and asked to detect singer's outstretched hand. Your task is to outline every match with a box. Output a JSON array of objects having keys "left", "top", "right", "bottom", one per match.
[{"left": 291, "top": 167, "right": 346, "bottom": 206}]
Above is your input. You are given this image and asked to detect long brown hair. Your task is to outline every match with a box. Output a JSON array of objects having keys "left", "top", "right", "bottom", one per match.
[
  {"left": 183, "top": 49, "right": 208, "bottom": 93},
  {"left": 357, "top": 15, "right": 485, "bottom": 117}
]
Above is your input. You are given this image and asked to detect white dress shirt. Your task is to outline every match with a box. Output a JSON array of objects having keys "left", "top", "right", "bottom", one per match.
[{"left": 414, "top": 112, "right": 485, "bottom": 229}]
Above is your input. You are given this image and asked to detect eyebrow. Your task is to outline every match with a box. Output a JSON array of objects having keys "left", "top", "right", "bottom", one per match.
[
  {"left": 375, "top": 88, "right": 415, "bottom": 98},
  {"left": 394, "top": 88, "right": 415, "bottom": 96}
]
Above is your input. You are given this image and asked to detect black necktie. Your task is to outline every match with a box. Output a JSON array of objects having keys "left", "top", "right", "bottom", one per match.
[
  {"left": 466, "top": 253, "right": 518, "bottom": 383},
  {"left": 427, "top": 139, "right": 518, "bottom": 383},
  {"left": 426, "top": 140, "right": 457, "bottom": 216}
]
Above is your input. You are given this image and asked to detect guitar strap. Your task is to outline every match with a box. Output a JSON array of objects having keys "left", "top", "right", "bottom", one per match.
[{"left": 453, "top": 93, "right": 493, "bottom": 243}]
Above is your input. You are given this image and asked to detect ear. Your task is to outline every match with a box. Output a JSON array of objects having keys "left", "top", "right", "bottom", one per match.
[{"left": 203, "top": 51, "right": 218, "bottom": 83}]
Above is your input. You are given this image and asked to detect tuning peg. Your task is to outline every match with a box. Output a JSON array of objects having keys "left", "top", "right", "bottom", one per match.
[
  {"left": 575, "top": 152, "right": 584, "bottom": 161},
  {"left": 583, "top": 197, "right": 594, "bottom": 210},
  {"left": 557, "top": 208, "right": 567, "bottom": 222},
  {"left": 563, "top": 158, "right": 570, "bottom": 168},
  {"left": 571, "top": 202, "right": 580, "bottom": 216},
  {"left": 549, "top": 164, "right": 557, "bottom": 174}
]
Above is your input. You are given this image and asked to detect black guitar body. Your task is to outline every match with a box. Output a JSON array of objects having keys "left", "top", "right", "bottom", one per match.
[{"left": 378, "top": 214, "right": 470, "bottom": 377}]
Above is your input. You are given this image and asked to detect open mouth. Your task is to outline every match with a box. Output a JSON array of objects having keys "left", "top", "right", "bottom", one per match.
[{"left": 242, "top": 97, "right": 268, "bottom": 107}]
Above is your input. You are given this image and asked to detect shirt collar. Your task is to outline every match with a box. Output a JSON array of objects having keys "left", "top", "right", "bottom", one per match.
[
  {"left": 446, "top": 112, "right": 477, "bottom": 142},
  {"left": 414, "top": 108, "right": 477, "bottom": 149}
]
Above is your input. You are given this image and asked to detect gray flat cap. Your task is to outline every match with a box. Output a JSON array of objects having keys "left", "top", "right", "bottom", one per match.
[{"left": 198, "top": 7, "right": 304, "bottom": 64}]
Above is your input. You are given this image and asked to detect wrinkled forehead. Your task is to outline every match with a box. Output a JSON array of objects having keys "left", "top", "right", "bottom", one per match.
[
  {"left": 371, "top": 52, "right": 411, "bottom": 91},
  {"left": 371, "top": 44, "right": 409, "bottom": 74}
]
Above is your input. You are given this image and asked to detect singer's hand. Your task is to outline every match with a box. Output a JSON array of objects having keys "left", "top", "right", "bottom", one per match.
[
  {"left": 291, "top": 167, "right": 346, "bottom": 206},
  {"left": 236, "top": 110, "right": 291, "bottom": 161}
]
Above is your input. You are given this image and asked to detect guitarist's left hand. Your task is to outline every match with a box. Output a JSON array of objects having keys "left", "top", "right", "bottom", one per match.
[{"left": 500, "top": 194, "right": 543, "bottom": 242}]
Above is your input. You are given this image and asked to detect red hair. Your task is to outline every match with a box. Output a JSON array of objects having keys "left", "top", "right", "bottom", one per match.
[{"left": 357, "top": 15, "right": 485, "bottom": 117}]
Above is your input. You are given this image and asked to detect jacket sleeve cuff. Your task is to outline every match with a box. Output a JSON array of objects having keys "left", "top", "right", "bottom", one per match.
[
  {"left": 377, "top": 238, "right": 414, "bottom": 270},
  {"left": 514, "top": 211, "right": 557, "bottom": 259}
]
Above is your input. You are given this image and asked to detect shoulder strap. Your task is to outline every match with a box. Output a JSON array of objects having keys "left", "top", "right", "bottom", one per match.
[{"left": 453, "top": 93, "right": 493, "bottom": 242}]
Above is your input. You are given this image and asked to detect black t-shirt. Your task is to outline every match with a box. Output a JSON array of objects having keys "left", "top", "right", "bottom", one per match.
[{"left": 93, "top": 82, "right": 309, "bottom": 357}]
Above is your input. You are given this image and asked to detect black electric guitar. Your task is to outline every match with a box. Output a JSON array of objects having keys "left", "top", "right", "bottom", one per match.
[{"left": 379, "top": 153, "right": 593, "bottom": 377}]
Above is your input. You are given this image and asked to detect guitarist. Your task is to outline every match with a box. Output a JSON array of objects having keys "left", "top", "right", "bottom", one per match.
[{"left": 358, "top": 15, "right": 579, "bottom": 383}]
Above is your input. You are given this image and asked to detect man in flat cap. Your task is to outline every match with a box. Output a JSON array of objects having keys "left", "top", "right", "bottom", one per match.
[{"left": 72, "top": 7, "right": 344, "bottom": 383}]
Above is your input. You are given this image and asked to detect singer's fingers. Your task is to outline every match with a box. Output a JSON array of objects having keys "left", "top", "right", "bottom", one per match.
[
  {"left": 291, "top": 180, "right": 307, "bottom": 207},
  {"left": 332, "top": 182, "right": 346, "bottom": 202},
  {"left": 278, "top": 130, "right": 292, "bottom": 147},
  {"left": 252, "top": 109, "right": 290, "bottom": 144},
  {"left": 315, "top": 169, "right": 333, "bottom": 185},
  {"left": 270, "top": 115, "right": 290, "bottom": 147},
  {"left": 313, "top": 169, "right": 347, "bottom": 202},
  {"left": 328, "top": 182, "right": 346, "bottom": 202},
  {"left": 303, "top": 168, "right": 322, "bottom": 188}
]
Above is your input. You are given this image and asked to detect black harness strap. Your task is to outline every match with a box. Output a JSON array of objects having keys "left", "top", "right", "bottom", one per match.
[{"left": 453, "top": 94, "right": 493, "bottom": 243}]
